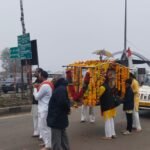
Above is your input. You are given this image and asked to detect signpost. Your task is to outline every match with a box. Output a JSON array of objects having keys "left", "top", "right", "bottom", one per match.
[
  {"left": 19, "top": 0, "right": 33, "bottom": 99},
  {"left": 9, "top": 47, "right": 19, "bottom": 92},
  {"left": 18, "top": 33, "right": 32, "bottom": 59},
  {"left": 10, "top": 47, "right": 20, "bottom": 59},
  {"left": 10, "top": 33, "right": 32, "bottom": 61}
]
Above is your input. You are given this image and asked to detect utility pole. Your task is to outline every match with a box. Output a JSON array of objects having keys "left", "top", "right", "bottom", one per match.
[
  {"left": 20, "top": 0, "right": 32, "bottom": 99},
  {"left": 20, "top": 0, "right": 25, "bottom": 96},
  {"left": 20, "top": 0, "right": 26, "bottom": 34},
  {"left": 124, "top": 0, "right": 127, "bottom": 53}
]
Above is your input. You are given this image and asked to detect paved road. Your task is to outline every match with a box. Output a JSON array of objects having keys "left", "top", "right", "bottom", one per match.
[{"left": 0, "top": 106, "right": 150, "bottom": 150}]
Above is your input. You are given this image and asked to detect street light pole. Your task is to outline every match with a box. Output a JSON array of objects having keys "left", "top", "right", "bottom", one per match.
[
  {"left": 121, "top": 0, "right": 128, "bottom": 65},
  {"left": 124, "top": 0, "right": 127, "bottom": 53}
]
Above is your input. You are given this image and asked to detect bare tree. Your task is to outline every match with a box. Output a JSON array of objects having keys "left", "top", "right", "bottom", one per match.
[{"left": 1, "top": 48, "right": 21, "bottom": 74}]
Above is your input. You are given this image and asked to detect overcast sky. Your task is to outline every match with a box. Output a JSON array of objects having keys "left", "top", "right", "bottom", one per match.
[{"left": 0, "top": 0, "right": 150, "bottom": 72}]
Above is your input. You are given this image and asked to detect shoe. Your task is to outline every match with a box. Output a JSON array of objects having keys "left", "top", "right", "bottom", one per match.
[
  {"left": 39, "top": 138, "right": 43, "bottom": 141},
  {"left": 112, "top": 135, "right": 117, "bottom": 139},
  {"left": 121, "top": 130, "right": 126, "bottom": 133},
  {"left": 122, "top": 131, "right": 131, "bottom": 135},
  {"left": 39, "top": 137, "right": 43, "bottom": 141},
  {"left": 39, "top": 143, "right": 45, "bottom": 147},
  {"left": 80, "top": 120, "right": 86, "bottom": 123},
  {"left": 90, "top": 120, "right": 95, "bottom": 123},
  {"left": 101, "top": 136, "right": 112, "bottom": 140},
  {"left": 40, "top": 147, "right": 52, "bottom": 150},
  {"left": 32, "top": 134, "right": 39, "bottom": 138},
  {"left": 132, "top": 127, "right": 136, "bottom": 130},
  {"left": 89, "top": 116, "right": 95, "bottom": 123},
  {"left": 135, "top": 129, "right": 142, "bottom": 132}
]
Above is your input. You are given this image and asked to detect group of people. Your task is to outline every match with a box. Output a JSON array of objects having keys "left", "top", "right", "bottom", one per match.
[
  {"left": 89, "top": 71, "right": 142, "bottom": 139},
  {"left": 31, "top": 68, "right": 70, "bottom": 150},
  {"left": 31, "top": 67, "right": 142, "bottom": 149},
  {"left": 79, "top": 72, "right": 142, "bottom": 140}
]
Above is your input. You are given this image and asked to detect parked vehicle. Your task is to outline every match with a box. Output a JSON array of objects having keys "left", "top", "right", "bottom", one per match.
[
  {"left": 139, "top": 73, "right": 150, "bottom": 109},
  {"left": 1, "top": 77, "right": 28, "bottom": 93}
]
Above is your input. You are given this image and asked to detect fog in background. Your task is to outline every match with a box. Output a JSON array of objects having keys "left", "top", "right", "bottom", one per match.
[{"left": 0, "top": 0, "right": 150, "bottom": 72}]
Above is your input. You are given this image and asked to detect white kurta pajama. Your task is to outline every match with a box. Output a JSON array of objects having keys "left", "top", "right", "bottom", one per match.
[
  {"left": 31, "top": 104, "right": 39, "bottom": 136},
  {"left": 34, "top": 81, "right": 53, "bottom": 149},
  {"left": 131, "top": 79, "right": 142, "bottom": 130},
  {"left": 81, "top": 105, "right": 95, "bottom": 123}
]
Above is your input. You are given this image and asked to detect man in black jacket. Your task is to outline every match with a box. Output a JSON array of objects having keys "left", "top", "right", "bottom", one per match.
[{"left": 47, "top": 77, "right": 70, "bottom": 150}]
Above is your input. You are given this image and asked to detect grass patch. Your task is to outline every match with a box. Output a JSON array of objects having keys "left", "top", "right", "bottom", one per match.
[{"left": 0, "top": 93, "right": 31, "bottom": 107}]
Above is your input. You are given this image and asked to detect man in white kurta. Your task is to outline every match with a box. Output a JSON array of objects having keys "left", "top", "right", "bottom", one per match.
[
  {"left": 81, "top": 105, "right": 95, "bottom": 123},
  {"left": 34, "top": 70, "right": 53, "bottom": 150},
  {"left": 80, "top": 69, "right": 95, "bottom": 123},
  {"left": 32, "top": 68, "right": 43, "bottom": 137}
]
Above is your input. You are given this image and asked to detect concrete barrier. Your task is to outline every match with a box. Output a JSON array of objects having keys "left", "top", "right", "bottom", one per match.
[{"left": 0, "top": 105, "right": 31, "bottom": 116}]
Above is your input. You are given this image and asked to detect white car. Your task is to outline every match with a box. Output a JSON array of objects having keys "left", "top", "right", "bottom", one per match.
[{"left": 139, "top": 84, "right": 150, "bottom": 109}]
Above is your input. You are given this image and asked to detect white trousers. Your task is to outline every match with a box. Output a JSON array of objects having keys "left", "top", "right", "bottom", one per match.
[
  {"left": 105, "top": 118, "right": 116, "bottom": 138},
  {"left": 31, "top": 104, "right": 39, "bottom": 136},
  {"left": 133, "top": 109, "right": 142, "bottom": 130},
  {"left": 81, "top": 105, "right": 95, "bottom": 122},
  {"left": 38, "top": 111, "right": 51, "bottom": 148}
]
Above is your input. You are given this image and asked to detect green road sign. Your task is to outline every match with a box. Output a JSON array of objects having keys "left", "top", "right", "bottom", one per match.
[
  {"left": 10, "top": 47, "right": 20, "bottom": 59},
  {"left": 20, "top": 51, "right": 32, "bottom": 60},
  {"left": 18, "top": 33, "right": 32, "bottom": 59}
]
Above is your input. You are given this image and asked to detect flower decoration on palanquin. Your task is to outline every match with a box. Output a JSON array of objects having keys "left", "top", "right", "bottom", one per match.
[{"left": 66, "top": 69, "right": 90, "bottom": 102}]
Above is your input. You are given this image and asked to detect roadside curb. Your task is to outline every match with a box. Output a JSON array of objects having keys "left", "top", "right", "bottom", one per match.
[{"left": 0, "top": 105, "right": 31, "bottom": 116}]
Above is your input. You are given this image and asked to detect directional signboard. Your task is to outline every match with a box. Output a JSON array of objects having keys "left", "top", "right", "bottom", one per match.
[
  {"left": 10, "top": 47, "right": 20, "bottom": 59},
  {"left": 18, "top": 33, "right": 32, "bottom": 59}
]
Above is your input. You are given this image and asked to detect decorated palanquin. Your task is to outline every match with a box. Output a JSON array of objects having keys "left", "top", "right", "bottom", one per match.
[{"left": 65, "top": 60, "right": 129, "bottom": 106}]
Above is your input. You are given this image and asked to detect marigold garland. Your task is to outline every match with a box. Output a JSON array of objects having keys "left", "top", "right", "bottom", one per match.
[{"left": 66, "top": 60, "right": 129, "bottom": 106}]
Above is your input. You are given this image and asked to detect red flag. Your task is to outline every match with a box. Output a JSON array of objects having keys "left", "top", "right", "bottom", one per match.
[{"left": 126, "top": 47, "right": 132, "bottom": 57}]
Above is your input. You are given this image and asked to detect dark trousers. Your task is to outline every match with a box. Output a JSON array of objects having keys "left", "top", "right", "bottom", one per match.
[
  {"left": 51, "top": 128, "right": 70, "bottom": 150},
  {"left": 126, "top": 113, "right": 133, "bottom": 132}
]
